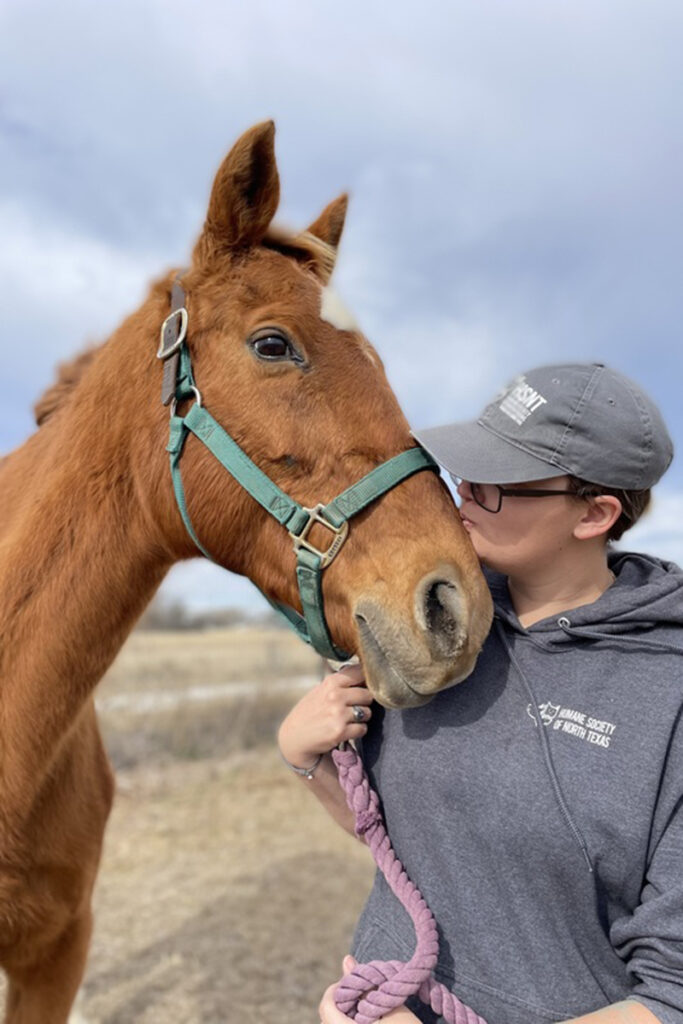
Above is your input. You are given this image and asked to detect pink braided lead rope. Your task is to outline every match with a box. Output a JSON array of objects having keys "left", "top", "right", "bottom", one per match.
[{"left": 331, "top": 745, "right": 488, "bottom": 1024}]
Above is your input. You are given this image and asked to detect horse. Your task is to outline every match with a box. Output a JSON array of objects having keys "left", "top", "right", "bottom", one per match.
[{"left": 0, "top": 120, "right": 493, "bottom": 1023}]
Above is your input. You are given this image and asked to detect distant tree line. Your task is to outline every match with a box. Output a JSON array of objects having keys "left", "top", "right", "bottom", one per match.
[{"left": 136, "top": 597, "right": 288, "bottom": 632}]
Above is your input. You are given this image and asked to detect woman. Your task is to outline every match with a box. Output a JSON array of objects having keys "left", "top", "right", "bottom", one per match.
[{"left": 278, "top": 363, "right": 682, "bottom": 1024}]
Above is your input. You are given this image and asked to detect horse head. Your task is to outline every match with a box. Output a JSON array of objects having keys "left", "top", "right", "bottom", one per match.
[{"left": 143, "top": 121, "right": 491, "bottom": 707}]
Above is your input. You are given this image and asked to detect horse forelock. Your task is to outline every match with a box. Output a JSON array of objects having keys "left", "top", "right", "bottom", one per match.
[{"left": 262, "top": 226, "right": 337, "bottom": 283}]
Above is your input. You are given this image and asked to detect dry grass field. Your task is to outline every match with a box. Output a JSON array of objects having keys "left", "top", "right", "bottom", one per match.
[{"left": 74, "top": 628, "right": 375, "bottom": 1023}]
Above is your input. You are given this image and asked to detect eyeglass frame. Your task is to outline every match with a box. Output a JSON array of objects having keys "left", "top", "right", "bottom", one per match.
[{"left": 453, "top": 478, "right": 600, "bottom": 515}]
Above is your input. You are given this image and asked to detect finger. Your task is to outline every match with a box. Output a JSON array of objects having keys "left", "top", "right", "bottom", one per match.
[
  {"left": 342, "top": 955, "right": 357, "bottom": 973},
  {"left": 319, "top": 983, "right": 350, "bottom": 1024},
  {"left": 344, "top": 686, "right": 374, "bottom": 706},
  {"left": 334, "top": 664, "right": 366, "bottom": 686},
  {"left": 344, "top": 723, "right": 368, "bottom": 741}
]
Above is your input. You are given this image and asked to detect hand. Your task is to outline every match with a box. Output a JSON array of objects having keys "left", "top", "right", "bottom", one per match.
[
  {"left": 318, "top": 957, "right": 419, "bottom": 1024},
  {"left": 278, "top": 664, "right": 373, "bottom": 768}
]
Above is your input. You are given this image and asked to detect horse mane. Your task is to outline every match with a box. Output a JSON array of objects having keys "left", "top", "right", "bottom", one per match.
[{"left": 34, "top": 347, "right": 100, "bottom": 427}]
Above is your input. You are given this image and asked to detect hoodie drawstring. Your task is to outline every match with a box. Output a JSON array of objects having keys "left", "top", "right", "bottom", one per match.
[
  {"left": 557, "top": 620, "right": 682, "bottom": 655},
  {"left": 494, "top": 619, "right": 595, "bottom": 874}
]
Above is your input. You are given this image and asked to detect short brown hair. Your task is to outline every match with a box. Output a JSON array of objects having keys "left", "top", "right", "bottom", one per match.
[{"left": 567, "top": 477, "right": 651, "bottom": 542}]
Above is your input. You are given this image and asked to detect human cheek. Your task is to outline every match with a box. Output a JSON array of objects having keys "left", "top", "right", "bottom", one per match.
[
  {"left": 466, "top": 516, "right": 504, "bottom": 560},
  {"left": 471, "top": 507, "right": 532, "bottom": 558},
  {"left": 471, "top": 509, "right": 511, "bottom": 543}
]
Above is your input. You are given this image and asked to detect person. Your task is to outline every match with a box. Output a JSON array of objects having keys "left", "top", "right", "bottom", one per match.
[{"left": 278, "top": 363, "right": 682, "bottom": 1024}]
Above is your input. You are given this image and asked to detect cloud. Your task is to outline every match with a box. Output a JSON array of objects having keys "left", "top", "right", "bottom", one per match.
[
  {"left": 1, "top": 199, "right": 168, "bottom": 446},
  {"left": 1, "top": 200, "right": 160, "bottom": 337},
  {"left": 3, "top": 0, "right": 682, "bottom": 612}
]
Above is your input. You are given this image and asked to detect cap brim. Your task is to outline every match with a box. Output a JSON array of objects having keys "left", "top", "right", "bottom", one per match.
[{"left": 412, "top": 420, "right": 568, "bottom": 484}]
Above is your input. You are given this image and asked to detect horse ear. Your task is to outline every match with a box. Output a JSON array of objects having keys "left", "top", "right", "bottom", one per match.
[
  {"left": 198, "top": 121, "right": 280, "bottom": 255},
  {"left": 306, "top": 194, "right": 348, "bottom": 250}
]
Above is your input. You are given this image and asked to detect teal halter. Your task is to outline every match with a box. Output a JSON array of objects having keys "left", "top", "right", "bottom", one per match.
[{"left": 159, "top": 278, "right": 438, "bottom": 661}]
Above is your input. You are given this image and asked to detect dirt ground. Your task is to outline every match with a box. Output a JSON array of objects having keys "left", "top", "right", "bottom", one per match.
[{"left": 77, "top": 629, "right": 375, "bottom": 1024}]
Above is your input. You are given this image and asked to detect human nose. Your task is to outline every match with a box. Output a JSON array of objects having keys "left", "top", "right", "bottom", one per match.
[{"left": 456, "top": 478, "right": 473, "bottom": 502}]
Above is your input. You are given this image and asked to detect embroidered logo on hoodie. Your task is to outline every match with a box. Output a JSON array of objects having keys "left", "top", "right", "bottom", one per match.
[{"left": 527, "top": 702, "right": 617, "bottom": 749}]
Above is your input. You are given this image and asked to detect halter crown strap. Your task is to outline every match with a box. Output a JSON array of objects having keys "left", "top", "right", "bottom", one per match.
[{"left": 161, "top": 278, "right": 438, "bottom": 660}]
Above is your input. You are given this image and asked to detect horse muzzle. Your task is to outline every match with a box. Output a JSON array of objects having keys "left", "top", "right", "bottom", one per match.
[{"left": 354, "top": 565, "right": 491, "bottom": 708}]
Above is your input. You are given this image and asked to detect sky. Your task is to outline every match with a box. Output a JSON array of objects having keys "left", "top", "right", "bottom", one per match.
[{"left": 3, "top": 0, "right": 682, "bottom": 612}]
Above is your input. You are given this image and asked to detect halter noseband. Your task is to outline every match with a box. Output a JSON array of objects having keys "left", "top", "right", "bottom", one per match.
[{"left": 158, "top": 276, "right": 438, "bottom": 661}]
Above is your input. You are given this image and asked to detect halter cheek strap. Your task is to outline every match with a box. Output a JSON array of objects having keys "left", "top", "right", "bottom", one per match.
[{"left": 159, "top": 277, "right": 438, "bottom": 661}]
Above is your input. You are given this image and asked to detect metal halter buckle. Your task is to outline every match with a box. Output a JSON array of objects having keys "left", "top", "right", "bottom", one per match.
[
  {"left": 157, "top": 308, "right": 188, "bottom": 360},
  {"left": 289, "top": 504, "right": 349, "bottom": 569}
]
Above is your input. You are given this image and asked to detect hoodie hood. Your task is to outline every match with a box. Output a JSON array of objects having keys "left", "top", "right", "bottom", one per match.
[{"left": 486, "top": 550, "right": 683, "bottom": 640}]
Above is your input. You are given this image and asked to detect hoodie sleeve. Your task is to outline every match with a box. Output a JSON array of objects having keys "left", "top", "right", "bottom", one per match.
[{"left": 610, "top": 708, "right": 683, "bottom": 1024}]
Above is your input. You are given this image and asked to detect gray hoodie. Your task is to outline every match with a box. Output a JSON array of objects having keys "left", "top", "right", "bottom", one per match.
[{"left": 352, "top": 551, "right": 683, "bottom": 1024}]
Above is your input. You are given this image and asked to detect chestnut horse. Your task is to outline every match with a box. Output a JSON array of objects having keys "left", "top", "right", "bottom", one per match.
[{"left": 0, "top": 121, "right": 492, "bottom": 1023}]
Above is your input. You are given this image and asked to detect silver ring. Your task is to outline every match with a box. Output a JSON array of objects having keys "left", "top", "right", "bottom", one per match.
[{"left": 351, "top": 705, "right": 365, "bottom": 723}]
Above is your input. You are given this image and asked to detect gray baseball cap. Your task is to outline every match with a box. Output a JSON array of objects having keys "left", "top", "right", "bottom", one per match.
[{"left": 414, "top": 363, "right": 673, "bottom": 489}]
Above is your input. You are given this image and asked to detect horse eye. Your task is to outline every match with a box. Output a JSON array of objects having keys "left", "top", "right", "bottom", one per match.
[{"left": 251, "top": 334, "right": 291, "bottom": 360}]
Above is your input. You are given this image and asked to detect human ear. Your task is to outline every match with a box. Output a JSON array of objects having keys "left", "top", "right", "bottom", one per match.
[{"left": 573, "top": 495, "right": 622, "bottom": 542}]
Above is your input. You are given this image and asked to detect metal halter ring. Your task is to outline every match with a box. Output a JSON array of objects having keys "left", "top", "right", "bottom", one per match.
[
  {"left": 351, "top": 705, "right": 365, "bottom": 723},
  {"left": 169, "top": 386, "right": 203, "bottom": 418}
]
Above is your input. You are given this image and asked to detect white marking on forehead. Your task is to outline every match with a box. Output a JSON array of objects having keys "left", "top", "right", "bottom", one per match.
[
  {"left": 319, "top": 285, "right": 379, "bottom": 365},
  {"left": 320, "top": 286, "right": 359, "bottom": 332}
]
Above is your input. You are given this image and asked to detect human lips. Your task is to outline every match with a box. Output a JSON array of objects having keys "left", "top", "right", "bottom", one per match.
[{"left": 459, "top": 505, "right": 477, "bottom": 529}]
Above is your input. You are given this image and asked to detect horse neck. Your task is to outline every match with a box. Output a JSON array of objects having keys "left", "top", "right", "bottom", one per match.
[{"left": 0, "top": 297, "right": 177, "bottom": 806}]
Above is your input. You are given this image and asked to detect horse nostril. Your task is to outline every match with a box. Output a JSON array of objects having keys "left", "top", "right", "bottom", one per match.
[
  {"left": 425, "top": 580, "right": 456, "bottom": 634},
  {"left": 414, "top": 570, "right": 468, "bottom": 659},
  {"left": 422, "top": 579, "right": 464, "bottom": 657}
]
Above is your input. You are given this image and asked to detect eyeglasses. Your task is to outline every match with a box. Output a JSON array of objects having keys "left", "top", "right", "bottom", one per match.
[{"left": 460, "top": 480, "right": 575, "bottom": 514}]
